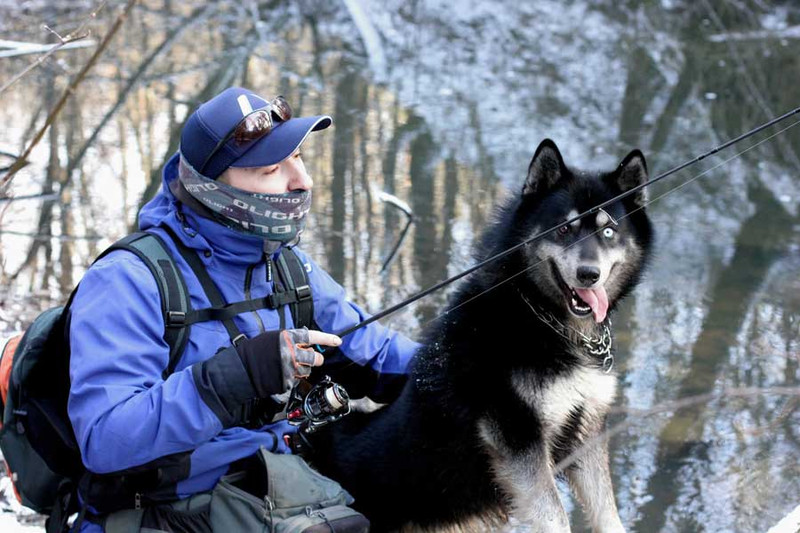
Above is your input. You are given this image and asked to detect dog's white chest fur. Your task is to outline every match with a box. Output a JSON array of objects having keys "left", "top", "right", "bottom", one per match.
[{"left": 512, "top": 367, "right": 617, "bottom": 436}]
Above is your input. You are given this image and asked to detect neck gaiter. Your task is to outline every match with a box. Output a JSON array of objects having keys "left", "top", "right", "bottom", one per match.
[{"left": 178, "top": 155, "right": 311, "bottom": 243}]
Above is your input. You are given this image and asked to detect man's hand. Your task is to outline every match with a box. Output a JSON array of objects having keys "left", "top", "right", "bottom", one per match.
[
  {"left": 234, "top": 328, "right": 342, "bottom": 400},
  {"left": 279, "top": 328, "right": 341, "bottom": 384}
]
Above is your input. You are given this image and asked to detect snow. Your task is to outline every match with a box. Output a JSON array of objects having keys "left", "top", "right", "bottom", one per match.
[
  {"left": 0, "top": 513, "right": 44, "bottom": 533},
  {"left": 768, "top": 504, "right": 800, "bottom": 533},
  {"left": 0, "top": 477, "right": 44, "bottom": 532}
]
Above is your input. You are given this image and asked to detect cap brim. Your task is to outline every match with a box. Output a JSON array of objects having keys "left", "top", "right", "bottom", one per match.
[{"left": 230, "top": 115, "right": 332, "bottom": 168}]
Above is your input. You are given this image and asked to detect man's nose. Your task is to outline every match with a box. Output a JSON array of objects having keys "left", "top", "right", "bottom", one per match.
[{"left": 289, "top": 165, "right": 313, "bottom": 191}]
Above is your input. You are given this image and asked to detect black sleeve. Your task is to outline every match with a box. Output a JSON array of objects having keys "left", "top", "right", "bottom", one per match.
[
  {"left": 234, "top": 331, "right": 284, "bottom": 397},
  {"left": 191, "top": 345, "right": 256, "bottom": 428},
  {"left": 190, "top": 331, "right": 283, "bottom": 428}
]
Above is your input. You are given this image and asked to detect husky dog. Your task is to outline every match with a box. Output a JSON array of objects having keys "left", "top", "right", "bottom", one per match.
[{"left": 311, "top": 139, "right": 653, "bottom": 532}]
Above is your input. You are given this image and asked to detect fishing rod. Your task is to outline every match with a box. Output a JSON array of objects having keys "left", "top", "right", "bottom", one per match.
[{"left": 333, "top": 104, "right": 800, "bottom": 339}]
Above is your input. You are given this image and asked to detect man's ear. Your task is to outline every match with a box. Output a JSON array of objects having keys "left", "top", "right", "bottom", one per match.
[
  {"left": 613, "top": 149, "right": 649, "bottom": 207},
  {"left": 522, "top": 139, "right": 567, "bottom": 197}
]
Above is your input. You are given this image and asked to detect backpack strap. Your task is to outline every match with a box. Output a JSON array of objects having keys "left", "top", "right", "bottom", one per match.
[
  {"left": 169, "top": 248, "right": 315, "bottom": 329},
  {"left": 273, "top": 248, "right": 315, "bottom": 330},
  {"left": 99, "top": 232, "right": 192, "bottom": 379},
  {"left": 102, "top": 230, "right": 313, "bottom": 370},
  {"left": 160, "top": 225, "right": 245, "bottom": 347}
]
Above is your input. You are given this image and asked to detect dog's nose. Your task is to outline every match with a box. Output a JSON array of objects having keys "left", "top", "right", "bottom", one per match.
[{"left": 577, "top": 266, "right": 601, "bottom": 285}]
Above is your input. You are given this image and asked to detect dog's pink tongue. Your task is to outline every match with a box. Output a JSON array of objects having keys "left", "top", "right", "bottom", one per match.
[{"left": 574, "top": 286, "right": 609, "bottom": 323}]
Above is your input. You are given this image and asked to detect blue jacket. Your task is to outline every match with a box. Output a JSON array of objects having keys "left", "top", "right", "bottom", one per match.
[{"left": 68, "top": 153, "right": 419, "bottom": 528}]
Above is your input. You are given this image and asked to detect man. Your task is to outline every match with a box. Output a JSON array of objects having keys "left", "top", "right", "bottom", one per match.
[{"left": 68, "top": 87, "right": 419, "bottom": 531}]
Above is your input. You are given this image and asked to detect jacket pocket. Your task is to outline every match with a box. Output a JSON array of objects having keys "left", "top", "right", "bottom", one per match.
[
  {"left": 260, "top": 448, "right": 353, "bottom": 517},
  {"left": 209, "top": 473, "right": 273, "bottom": 531}
]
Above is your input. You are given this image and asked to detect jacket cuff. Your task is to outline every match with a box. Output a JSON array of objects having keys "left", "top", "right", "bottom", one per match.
[
  {"left": 192, "top": 346, "right": 256, "bottom": 428},
  {"left": 234, "top": 331, "right": 283, "bottom": 397}
]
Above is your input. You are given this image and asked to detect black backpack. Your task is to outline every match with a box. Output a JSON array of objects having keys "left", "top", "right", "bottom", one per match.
[{"left": 0, "top": 229, "right": 315, "bottom": 532}]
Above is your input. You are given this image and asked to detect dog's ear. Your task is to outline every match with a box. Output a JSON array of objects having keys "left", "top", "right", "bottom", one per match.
[
  {"left": 523, "top": 139, "right": 566, "bottom": 197},
  {"left": 612, "top": 149, "right": 649, "bottom": 207}
]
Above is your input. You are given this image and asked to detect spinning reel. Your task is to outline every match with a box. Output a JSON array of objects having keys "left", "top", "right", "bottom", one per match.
[{"left": 285, "top": 375, "right": 351, "bottom": 434}]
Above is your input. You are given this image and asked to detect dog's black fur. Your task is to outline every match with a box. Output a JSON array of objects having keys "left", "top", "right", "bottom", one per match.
[{"left": 311, "top": 139, "right": 653, "bottom": 532}]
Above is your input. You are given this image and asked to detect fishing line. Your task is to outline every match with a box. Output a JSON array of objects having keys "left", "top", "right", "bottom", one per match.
[
  {"left": 412, "top": 115, "right": 800, "bottom": 331},
  {"left": 321, "top": 116, "right": 800, "bottom": 377},
  {"left": 333, "top": 106, "right": 800, "bottom": 339}
]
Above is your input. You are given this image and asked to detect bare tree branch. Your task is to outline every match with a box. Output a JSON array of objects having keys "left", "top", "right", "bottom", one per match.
[
  {"left": 0, "top": 229, "right": 102, "bottom": 241},
  {"left": 0, "top": 1, "right": 107, "bottom": 94},
  {"left": 0, "top": 37, "right": 94, "bottom": 62},
  {"left": 0, "top": 0, "right": 138, "bottom": 193},
  {"left": 0, "top": 193, "right": 59, "bottom": 203}
]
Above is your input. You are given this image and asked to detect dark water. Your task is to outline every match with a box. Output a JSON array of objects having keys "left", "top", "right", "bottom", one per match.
[{"left": 1, "top": 1, "right": 800, "bottom": 531}]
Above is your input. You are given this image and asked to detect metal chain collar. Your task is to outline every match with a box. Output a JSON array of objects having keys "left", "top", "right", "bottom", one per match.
[{"left": 518, "top": 291, "right": 615, "bottom": 373}]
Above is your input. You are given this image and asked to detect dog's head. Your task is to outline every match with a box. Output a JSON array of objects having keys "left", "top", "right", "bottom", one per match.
[{"left": 517, "top": 139, "right": 653, "bottom": 323}]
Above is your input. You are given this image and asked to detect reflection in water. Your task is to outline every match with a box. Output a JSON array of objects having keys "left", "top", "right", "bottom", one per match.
[
  {"left": 1, "top": 1, "right": 799, "bottom": 531},
  {"left": 635, "top": 183, "right": 796, "bottom": 532},
  {"left": 408, "top": 113, "right": 443, "bottom": 323}
]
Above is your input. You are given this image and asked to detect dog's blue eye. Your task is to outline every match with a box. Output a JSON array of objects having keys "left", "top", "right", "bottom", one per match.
[{"left": 602, "top": 227, "right": 615, "bottom": 239}]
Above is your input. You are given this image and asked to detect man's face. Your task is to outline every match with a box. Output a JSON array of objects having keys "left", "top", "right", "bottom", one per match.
[{"left": 218, "top": 149, "right": 311, "bottom": 194}]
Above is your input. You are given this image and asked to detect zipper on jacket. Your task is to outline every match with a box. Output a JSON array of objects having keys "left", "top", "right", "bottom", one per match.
[{"left": 245, "top": 265, "right": 266, "bottom": 334}]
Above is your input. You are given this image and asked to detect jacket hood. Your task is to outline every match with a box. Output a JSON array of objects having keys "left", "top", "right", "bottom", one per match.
[{"left": 138, "top": 152, "right": 266, "bottom": 265}]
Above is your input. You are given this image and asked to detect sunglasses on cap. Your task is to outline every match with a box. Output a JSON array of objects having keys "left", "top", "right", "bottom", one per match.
[{"left": 200, "top": 95, "right": 293, "bottom": 174}]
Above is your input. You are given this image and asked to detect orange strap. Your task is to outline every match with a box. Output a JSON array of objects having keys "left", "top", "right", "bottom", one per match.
[
  {"left": 0, "top": 335, "right": 24, "bottom": 504},
  {"left": 0, "top": 334, "right": 22, "bottom": 410}
]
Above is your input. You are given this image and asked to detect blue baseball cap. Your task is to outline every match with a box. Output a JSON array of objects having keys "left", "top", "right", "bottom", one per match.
[{"left": 180, "top": 87, "right": 332, "bottom": 179}]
